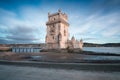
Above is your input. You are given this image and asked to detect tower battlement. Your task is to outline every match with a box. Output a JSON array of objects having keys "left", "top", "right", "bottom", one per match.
[{"left": 46, "top": 9, "right": 68, "bottom": 26}]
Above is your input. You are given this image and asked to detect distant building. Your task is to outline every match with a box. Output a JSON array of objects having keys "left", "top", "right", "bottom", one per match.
[
  {"left": 11, "top": 44, "right": 44, "bottom": 53},
  {"left": 12, "top": 47, "right": 41, "bottom": 53},
  {"left": 45, "top": 9, "right": 83, "bottom": 49}
]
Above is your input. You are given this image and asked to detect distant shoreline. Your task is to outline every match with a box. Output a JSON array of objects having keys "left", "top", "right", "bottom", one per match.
[
  {"left": 0, "top": 43, "right": 120, "bottom": 47},
  {"left": 83, "top": 43, "right": 120, "bottom": 47}
]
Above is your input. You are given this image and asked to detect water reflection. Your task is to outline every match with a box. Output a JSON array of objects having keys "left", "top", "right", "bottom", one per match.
[{"left": 84, "top": 55, "right": 120, "bottom": 60}]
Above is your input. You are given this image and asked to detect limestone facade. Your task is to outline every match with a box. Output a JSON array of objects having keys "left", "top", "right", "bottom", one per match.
[{"left": 46, "top": 9, "right": 83, "bottom": 49}]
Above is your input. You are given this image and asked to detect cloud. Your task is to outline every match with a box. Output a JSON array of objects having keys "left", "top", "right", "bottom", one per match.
[
  {"left": 68, "top": 11, "right": 120, "bottom": 42},
  {"left": 0, "top": 7, "right": 46, "bottom": 44},
  {"left": 0, "top": 0, "right": 120, "bottom": 44},
  {"left": 102, "top": 26, "right": 120, "bottom": 37},
  {"left": 0, "top": 37, "right": 10, "bottom": 44},
  {"left": 0, "top": 8, "right": 16, "bottom": 17}
]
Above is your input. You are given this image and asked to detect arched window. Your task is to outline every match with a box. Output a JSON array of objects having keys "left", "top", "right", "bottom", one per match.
[
  {"left": 58, "top": 33, "right": 62, "bottom": 41},
  {"left": 53, "top": 36, "right": 54, "bottom": 39},
  {"left": 64, "top": 30, "right": 66, "bottom": 36}
]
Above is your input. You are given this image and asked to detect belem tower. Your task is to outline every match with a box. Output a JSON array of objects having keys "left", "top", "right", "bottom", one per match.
[{"left": 45, "top": 9, "right": 83, "bottom": 49}]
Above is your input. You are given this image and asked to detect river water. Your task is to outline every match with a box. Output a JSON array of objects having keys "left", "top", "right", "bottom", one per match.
[
  {"left": 0, "top": 65, "right": 120, "bottom": 80},
  {"left": 83, "top": 47, "right": 120, "bottom": 54}
]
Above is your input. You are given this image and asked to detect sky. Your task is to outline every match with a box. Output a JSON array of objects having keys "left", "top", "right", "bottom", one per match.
[{"left": 0, "top": 0, "right": 120, "bottom": 44}]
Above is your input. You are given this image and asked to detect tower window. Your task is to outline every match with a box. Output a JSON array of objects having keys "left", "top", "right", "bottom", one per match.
[
  {"left": 53, "top": 36, "right": 54, "bottom": 39},
  {"left": 64, "top": 30, "right": 66, "bottom": 36},
  {"left": 54, "top": 18, "right": 55, "bottom": 20}
]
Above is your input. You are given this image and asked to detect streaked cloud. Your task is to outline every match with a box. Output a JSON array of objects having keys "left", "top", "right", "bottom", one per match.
[
  {"left": 0, "top": 0, "right": 120, "bottom": 44},
  {"left": 0, "top": 7, "right": 46, "bottom": 43},
  {"left": 69, "top": 11, "right": 120, "bottom": 43}
]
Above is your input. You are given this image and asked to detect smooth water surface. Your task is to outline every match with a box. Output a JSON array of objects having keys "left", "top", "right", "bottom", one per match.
[{"left": 83, "top": 47, "right": 120, "bottom": 54}]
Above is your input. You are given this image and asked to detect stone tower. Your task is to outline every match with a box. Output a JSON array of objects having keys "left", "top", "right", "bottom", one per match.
[{"left": 46, "top": 9, "right": 69, "bottom": 49}]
